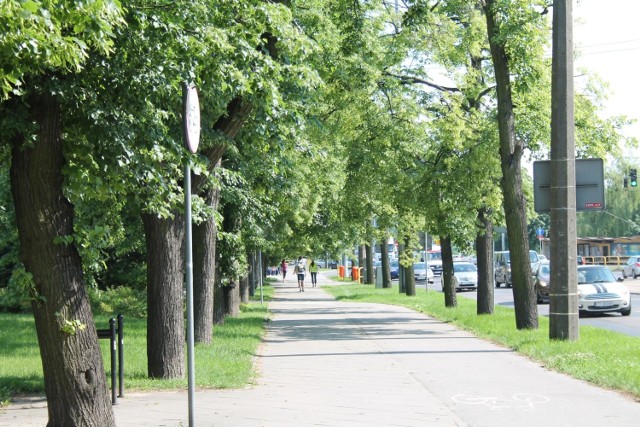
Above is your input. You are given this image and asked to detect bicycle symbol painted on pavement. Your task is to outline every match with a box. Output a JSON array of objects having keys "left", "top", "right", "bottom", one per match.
[{"left": 452, "top": 393, "right": 550, "bottom": 411}]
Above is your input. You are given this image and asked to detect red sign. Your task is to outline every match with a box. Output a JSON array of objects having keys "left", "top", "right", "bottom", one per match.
[{"left": 584, "top": 202, "right": 602, "bottom": 208}]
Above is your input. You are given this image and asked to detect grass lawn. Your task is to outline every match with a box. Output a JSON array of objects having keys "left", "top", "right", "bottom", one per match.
[
  {"left": 0, "top": 281, "right": 274, "bottom": 405},
  {"left": 323, "top": 283, "right": 640, "bottom": 401}
]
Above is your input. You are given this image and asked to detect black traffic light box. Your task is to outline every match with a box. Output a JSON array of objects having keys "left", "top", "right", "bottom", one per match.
[{"left": 631, "top": 169, "right": 638, "bottom": 187}]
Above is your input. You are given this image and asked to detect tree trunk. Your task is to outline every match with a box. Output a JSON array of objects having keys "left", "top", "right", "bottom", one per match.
[
  {"left": 381, "top": 236, "right": 392, "bottom": 288},
  {"left": 213, "top": 268, "right": 225, "bottom": 325},
  {"left": 142, "top": 213, "right": 185, "bottom": 378},
  {"left": 358, "top": 244, "right": 365, "bottom": 281},
  {"left": 10, "top": 90, "right": 115, "bottom": 426},
  {"left": 224, "top": 281, "right": 240, "bottom": 317},
  {"left": 476, "top": 207, "right": 494, "bottom": 315},
  {"left": 398, "top": 243, "right": 406, "bottom": 293},
  {"left": 403, "top": 236, "right": 416, "bottom": 296},
  {"left": 239, "top": 275, "right": 250, "bottom": 303},
  {"left": 441, "top": 236, "right": 457, "bottom": 307},
  {"left": 482, "top": 0, "right": 538, "bottom": 329},
  {"left": 365, "top": 243, "right": 374, "bottom": 284},
  {"left": 192, "top": 160, "right": 222, "bottom": 343}
]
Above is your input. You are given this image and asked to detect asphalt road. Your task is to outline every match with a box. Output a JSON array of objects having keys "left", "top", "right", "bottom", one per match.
[{"left": 416, "top": 276, "right": 640, "bottom": 337}]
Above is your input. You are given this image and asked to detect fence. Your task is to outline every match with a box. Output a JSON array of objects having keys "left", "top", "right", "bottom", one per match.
[{"left": 582, "top": 256, "right": 629, "bottom": 266}]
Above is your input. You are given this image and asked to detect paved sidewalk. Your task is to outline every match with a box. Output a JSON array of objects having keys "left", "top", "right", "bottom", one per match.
[{"left": 3, "top": 271, "right": 640, "bottom": 426}]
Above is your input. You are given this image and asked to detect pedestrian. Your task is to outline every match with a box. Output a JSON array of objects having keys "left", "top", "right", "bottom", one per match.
[
  {"left": 280, "top": 259, "right": 288, "bottom": 281},
  {"left": 308, "top": 259, "right": 319, "bottom": 287},
  {"left": 294, "top": 256, "right": 306, "bottom": 292}
]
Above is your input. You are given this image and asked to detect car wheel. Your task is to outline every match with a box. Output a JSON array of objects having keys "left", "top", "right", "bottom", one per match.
[
  {"left": 536, "top": 290, "right": 543, "bottom": 304},
  {"left": 634, "top": 270, "right": 639, "bottom": 279},
  {"left": 622, "top": 269, "right": 627, "bottom": 279},
  {"left": 620, "top": 304, "right": 632, "bottom": 316}
]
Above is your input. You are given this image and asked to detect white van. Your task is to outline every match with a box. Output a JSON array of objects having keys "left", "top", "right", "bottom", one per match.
[{"left": 494, "top": 250, "right": 540, "bottom": 287}]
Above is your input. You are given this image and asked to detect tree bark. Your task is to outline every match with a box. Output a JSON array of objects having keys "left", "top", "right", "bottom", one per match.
[
  {"left": 358, "top": 244, "right": 365, "bottom": 282},
  {"left": 192, "top": 160, "right": 222, "bottom": 343},
  {"left": 224, "top": 281, "right": 241, "bottom": 317},
  {"left": 381, "top": 236, "right": 392, "bottom": 288},
  {"left": 213, "top": 267, "right": 225, "bottom": 325},
  {"left": 403, "top": 236, "right": 416, "bottom": 296},
  {"left": 239, "top": 275, "right": 250, "bottom": 303},
  {"left": 482, "top": 0, "right": 538, "bottom": 329},
  {"left": 476, "top": 207, "right": 494, "bottom": 315},
  {"left": 10, "top": 90, "right": 115, "bottom": 426},
  {"left": 441, "top": 236, "right": 457, "bottom": 307},
  {"left": 192, "top": 195, "right": 216, "bottom": 344},
  {"left": 365, "top": 243, "right": 374, "bottom": 284},
  {"left": 142, "top": 213, "right": 185, "bottom": 378}
]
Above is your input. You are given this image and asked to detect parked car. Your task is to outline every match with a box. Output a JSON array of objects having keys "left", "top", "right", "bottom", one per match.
[
  {"left": 451, "top": 262, "right": 478, "bottom": 291},
  {"left": 494, "top": 250, "right": 540, "bottom": 287},
  {"left": 329, "top": 260, "right": 338, "bottom": 269},
  {"left": 622, "top": 256, "right": 640, "bottom": 279},
  {"left": 576, "top": 255, "right": 586, "bottom": 265},
  {"left": 413, "top": 262, "right": 434, "bottom": 283},
  {"left": 533, "top": 260, "right": 551, "bottom": 303},
  {"left": 538, "top": 254, "right": 548, "bottom": 262},
  {"left": 577, "top": 265, "right": 631, "bottom": 316},
  {"left": 390, "top": 259, "right": 399, "bottom": 279}
]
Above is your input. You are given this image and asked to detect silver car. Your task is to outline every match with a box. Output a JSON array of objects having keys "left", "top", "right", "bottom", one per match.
[
  {"left": 622, "top": 256, "right": 640, "bottom": 279},
  {"left": 452, "top": 262, "right": 478, "bottom": 291},
  {"left": 413, "top": 262, "right": 434, "bottom": 283}
]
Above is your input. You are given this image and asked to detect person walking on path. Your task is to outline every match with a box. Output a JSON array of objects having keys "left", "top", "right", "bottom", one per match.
[
  {"left": 280, "top": 259, "right": 288, "bottom": 281},
  {"left": 294, "top": 256, "right": 306, "bottom": 292},
  {"left": 308, "top": 259, "right": 319, "bottom": 287}
]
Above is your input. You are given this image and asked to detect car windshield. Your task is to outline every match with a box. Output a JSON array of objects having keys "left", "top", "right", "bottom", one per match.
[
  {"left": 540, "top": 264, "right": 550, "bottom": 275},
  {"left": 578, "top": 267, "right": 616, "bottom": 284},
  {"left": 427, "top": 252, "right": 442, "bottom": 261},
  {"left": 529, "top": 251, "right": 538, "bottom": 262},
  {"left": 454, "top": 263, "right": 476, "bottom": 272},
  {"left": 414, "top": 262, "right": 425, "bottom": 270},
  {"left": 390, "top": 260, "right": 399, "bottom": 268}
]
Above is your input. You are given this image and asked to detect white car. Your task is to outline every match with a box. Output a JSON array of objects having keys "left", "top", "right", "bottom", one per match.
[
  {"left": 413, "top": 262, "right": 434, "bottom": 283},
  {"left": 578, "top": 265, "right": 631, "bottom": 316},
  {"left": 452, "top": 262, "right": 478, "bottom": 291}
]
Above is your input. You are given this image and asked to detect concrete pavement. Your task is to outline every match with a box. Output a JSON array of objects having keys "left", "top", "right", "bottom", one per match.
[{"left": 2, "top": 271, "right": 640, "bottom": 426}]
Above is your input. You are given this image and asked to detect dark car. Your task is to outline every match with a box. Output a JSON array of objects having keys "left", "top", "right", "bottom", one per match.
[
  {"left": 533, "top": 260, "right": 551, "bottom": 303},
  {"left": 329, "top": 260, "right": 338, "bottom": 269},
  {"left": 390, "top": 259, "right": 399, "bottom": 279}
]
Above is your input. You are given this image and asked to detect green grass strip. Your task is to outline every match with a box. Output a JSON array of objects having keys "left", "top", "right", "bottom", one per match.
[{"left": 0, "top": 283, "right": 274, "bottom": 403}]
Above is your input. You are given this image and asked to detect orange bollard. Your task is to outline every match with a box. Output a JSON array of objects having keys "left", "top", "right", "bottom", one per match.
[
  {"left": 338, "top": 265, "right": 345, "bottom": 279},
  {"left": 352, "top": 267, "right": 360, "bottom": 281}
]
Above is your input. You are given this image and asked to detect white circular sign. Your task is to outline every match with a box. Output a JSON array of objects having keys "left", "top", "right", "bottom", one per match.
[{"left": 185, "top": 86, "right": 201, "bottom": 153}]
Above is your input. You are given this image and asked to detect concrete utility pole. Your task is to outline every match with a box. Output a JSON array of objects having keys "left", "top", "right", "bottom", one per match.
[{"left": 549, "top": 0, "right": 578, "bottom": 340}]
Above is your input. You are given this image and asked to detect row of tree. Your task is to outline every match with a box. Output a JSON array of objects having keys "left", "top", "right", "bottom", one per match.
[{"left": 0, "top": 1, "right": 633, "bottom": 425}]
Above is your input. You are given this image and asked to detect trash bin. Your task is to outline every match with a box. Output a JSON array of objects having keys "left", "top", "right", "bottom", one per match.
[
  {"left": 338, "top": 265, "right": 345, "bottom": 278},
  {"left": 352, "top": 267, "right": 360, "bottom": 281}
]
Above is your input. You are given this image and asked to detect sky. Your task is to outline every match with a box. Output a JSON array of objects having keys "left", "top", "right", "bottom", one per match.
[{"left": 574, "top": 0, "right": 640, "bottom": 140}]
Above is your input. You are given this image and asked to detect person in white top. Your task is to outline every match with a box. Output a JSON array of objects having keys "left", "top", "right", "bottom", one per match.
[{"left": 294, "top": 256, "right": 306, "bottom": 292}]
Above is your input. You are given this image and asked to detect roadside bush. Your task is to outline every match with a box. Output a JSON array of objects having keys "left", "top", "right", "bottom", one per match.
[{"left": 88, "top": 286, "right": 146, "bottom": 318}]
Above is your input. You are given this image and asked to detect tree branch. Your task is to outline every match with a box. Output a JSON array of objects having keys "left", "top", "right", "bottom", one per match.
[{"left": 384, "top": 71, "right": 460, "bottom": 93}]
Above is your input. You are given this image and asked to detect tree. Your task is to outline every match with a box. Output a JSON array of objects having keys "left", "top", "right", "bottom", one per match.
[
  {"left": 0, "top": 2, "right": 124, "bottom": 424},
  {"left": 480, "top": 0, "right": 548, "bottom": 329}
]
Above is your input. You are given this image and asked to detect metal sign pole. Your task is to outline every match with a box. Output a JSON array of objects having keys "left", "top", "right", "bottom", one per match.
[
  {"left": 184, "top": 161, "right": 195, "bottom": 427},
  {"left": 183, "top": 82, "right": 200, "bottom": 426}
]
